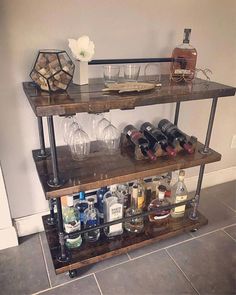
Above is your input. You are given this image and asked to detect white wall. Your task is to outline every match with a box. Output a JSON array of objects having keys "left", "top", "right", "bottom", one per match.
[{"left": 0, "top": 0, "right": 235, "bottom": 219}]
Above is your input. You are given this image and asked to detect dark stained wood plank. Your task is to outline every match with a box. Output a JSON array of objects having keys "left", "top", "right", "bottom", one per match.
[
  {"left": 42, "top": 209, "right": 208, "bottom": 274},
  {"left": 23, "top": 76, "right": 236, "bottom": 117},
  {"left": 32, "top": 141, "right": 221, "bottom": 199}
]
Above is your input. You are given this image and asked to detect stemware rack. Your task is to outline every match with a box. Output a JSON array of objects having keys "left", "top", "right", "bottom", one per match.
[{"left": 23, "top": 57, "right": 235, "bottom": 277}]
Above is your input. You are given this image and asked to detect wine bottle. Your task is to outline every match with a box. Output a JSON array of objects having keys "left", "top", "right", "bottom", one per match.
[
  {"left": 123, "top": 125, "right": 156, "bottom": 160},
  {"left": 158, "top": 119, "right": 194, "bottom": 154},
  {"left": 140, "top": 122, "right": 176, "bottom": 156}
]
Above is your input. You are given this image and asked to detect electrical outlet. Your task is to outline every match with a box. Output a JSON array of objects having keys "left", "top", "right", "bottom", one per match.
[{"left": 231, "top": 135, "right": 236, "bottom": 149}]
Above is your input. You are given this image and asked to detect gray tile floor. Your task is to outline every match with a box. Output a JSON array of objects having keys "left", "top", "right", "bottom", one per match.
[{"left": 0, "top": 181, "right": 235, "bottom": 295}]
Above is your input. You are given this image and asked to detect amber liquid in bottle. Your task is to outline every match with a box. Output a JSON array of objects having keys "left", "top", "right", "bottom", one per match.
[{"left": 171, "top": 28, "right": 197, "bottom": 79}]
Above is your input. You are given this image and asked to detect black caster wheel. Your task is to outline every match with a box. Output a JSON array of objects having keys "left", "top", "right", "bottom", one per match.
[
  {"left": 69, "top": 269, "right": 77, "bottom": 279},
  {"left": 190, "top": 228, "right": 199, "bottom": 233}
]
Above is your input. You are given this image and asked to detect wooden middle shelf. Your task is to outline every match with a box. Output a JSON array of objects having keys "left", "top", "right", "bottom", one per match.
[
  {"left": 42, "top": 209, "right": 208, "bottom": 274},
  {"left": 33, "top": 141, "right": 221, "bottom": 199}
]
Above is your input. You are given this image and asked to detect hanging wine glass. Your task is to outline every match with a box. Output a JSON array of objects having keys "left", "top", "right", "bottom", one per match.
[
  {"left": 67, "top": 121, "right": 80, "bottom": 147},
  {"left": 62, "top": 115, "right": 76, "bottom": 144},
  {"left": 97, "top": 117, "right": 110, "bottom": 140},
  {"left": 102, "top": 123, "right": 120, "bottom": 154},
  {"left": 69, "top": 125, "right": 90, "bottom": 161},
  {"left": 90, "top": 113, "right": 104, "bottom": 140}
]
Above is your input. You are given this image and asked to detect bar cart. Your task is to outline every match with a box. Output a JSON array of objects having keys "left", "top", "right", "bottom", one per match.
[{"left": 23, "top": 58, "right": 236, "bottom": 278}]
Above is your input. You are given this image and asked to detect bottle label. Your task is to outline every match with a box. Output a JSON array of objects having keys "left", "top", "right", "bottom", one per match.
[
  {"left": 174, "top": 69, "right": 191, "bottom": 75},
  {"left": 86, "top": 219, "right": 98, "bottom": 227},
  {"left": 173, "top": 195, "right": 187, "bottom": 214},
  {"left": 109, "top": 203, "right": 123, "bottom": 234},
  {"left": 64, "top": 220, "right": 81, "bottom": 233},
  {"left": 138, "top": 194, "right": 145, "bottom": 209}
]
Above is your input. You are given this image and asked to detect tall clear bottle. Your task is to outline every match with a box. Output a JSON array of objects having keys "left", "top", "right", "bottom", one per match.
[
  {"left": 84, "top": 197, "right": 100, "bottom": 242},
  {"left": 170, "top": 28, "right": 197, "bottom": 80},
  {"left": 103, "top": 185, "right": 123, "bottom": 238},
  {"left": 62, "top": 195, "right": 82, "bottom": 249},
  {"left": 170, "top": 170, "right": 189, "bottom": 218},
  {"left": 124, "top": 183, "right": 144, "bottom": 233}
]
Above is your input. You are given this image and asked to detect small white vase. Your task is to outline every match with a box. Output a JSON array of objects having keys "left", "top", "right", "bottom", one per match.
[{"left": 73, "top": 61, "right": 88, "bottom": 85}]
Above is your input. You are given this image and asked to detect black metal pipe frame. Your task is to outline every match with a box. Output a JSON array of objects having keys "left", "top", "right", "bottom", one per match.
[
  {"left": 46, "top": 199, "right": 57, "bottom": 225},
  {"left": 47, "top": 116, "right": 64, "bottom": 188},
  {"left": 56, "top": 198, "right": 69, "bottom": 262},
  {"left": 174, "top": 102, "right": 181, "bottom": 126},
  {"left": 189, "top": 97, "right": 218, "bottom": 220},
  {"left": 37, "top": 117, "right": 49, "bottom": 159},
  {"left": 89, "top": 57, "right": 173, "bottom": 65}
]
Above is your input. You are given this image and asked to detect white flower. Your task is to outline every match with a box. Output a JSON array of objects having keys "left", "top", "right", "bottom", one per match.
[{"left": 68, "top": 36, "right": 95, "bottom": 62}]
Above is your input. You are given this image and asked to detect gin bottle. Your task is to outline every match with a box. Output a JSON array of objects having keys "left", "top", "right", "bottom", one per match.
[
  {"left": 170, "top": 170, "right": 189, "bottom": 218},
  {"left": 62, "top": 195, "right": 82, "bottom": 249},
  {"left": 84, "top": 197, "right": 100, "bottom": 242},
  {"left": 103, "top": 185, "right": 123, "bottom": 238}
]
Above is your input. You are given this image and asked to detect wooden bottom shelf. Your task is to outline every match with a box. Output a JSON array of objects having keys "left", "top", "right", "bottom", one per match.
[{"left": 42, "top": 209, "right": 208, "bottom": 275}]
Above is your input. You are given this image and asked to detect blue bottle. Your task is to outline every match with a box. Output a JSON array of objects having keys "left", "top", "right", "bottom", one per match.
[
  {"left": 97, "top": 186, "right": 108, "bottom": 219},
  {"left": 75, "top": 192, "right": 88, "bottom": 225}
]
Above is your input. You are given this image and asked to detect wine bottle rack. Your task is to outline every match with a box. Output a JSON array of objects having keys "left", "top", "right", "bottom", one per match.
[{"left": 23, "top": 58, "right": 236, "bottom": 277}]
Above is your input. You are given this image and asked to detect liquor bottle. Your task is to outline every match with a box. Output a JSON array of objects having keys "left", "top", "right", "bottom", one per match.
[
  {"left": 117, "top": 183, "right": 130, "bottom": 210},
  {"left": 123, "top": 125, "right": 156, "bottom": 160},
  {"left": 170, "top": 170, "right": 189, "bottom": 218},
  {"left": 62, "top": 195, "right": 82, "bottom": 249},
  {"left": 97, "top": 186, "right": 108, "bottom": 219},
  {"left": 84, "top": 197, "right": 100, "bottom": 242},
  {"left": 140, "top": 122, "right": 176, "bottom": 156},
  {"left": 75, "top": 191, "right": 88, "bottom": 225},
  {"left": 103, "top": 185, "right": 123, "bottom": 238},
  {"left": 170, "top": 28, "right": 197, "bottom": 80},
  {"left": 158, "top": 119, "right": 194, "bottom": 154},
  {"left": 124, "top": 184, "right": 144, "bottom": 233},
  {"left": 148, "top": 185, "right": 170, "bottom": 229}
]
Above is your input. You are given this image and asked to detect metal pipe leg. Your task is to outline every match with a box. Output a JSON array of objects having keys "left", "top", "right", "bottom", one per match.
[
  {"left": 37, "top": 117, "right": 50, "bottom": 159},
  {"left": 189, "top": 97, "right": 218, "bottom": 220},
  {"left": 56, "top": 198, "right": 69, "bottom": 262},
  {"left": 47, "top": 199, "right": 57, "bottom": 225},
  {"left": 47, "top": 116, "right": 65, "bottom": 187},
  {"left": 174, "top": 101, "right": 181, "bottom": 126}
]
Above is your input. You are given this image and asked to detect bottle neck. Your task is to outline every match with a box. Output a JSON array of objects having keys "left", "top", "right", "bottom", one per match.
[{"left": 183, "top": 29, "right": 191, "bottom": 44}]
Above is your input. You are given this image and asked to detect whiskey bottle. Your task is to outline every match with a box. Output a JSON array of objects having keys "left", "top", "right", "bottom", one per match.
[
  {"left": 148, "top": 185, "right": 170, "bottom": 229},
  {"left": 103, "top": 185, "right": 123, "bottom": 238},
  {"left": 62, "top": 195, "right": 82, "bottom": 249},
  {"left": 140, "top": 122, "right": 176, "bottom": 156},
  {"left": 84, "top": 197, "right": 100, "bottom": 242},
  {"left": 123, "top": 125, "right": 156, "bottom": 160},
  {"left": 170, "top": 170, "right": 189, "bottom": 218},
  {"left": 170, "top": 28, "right": 197, "bottom": 80},
  {"left": 158, "top": 119, "right": 194, "bottom": 154},
  {"left": 124, "top": 184, "right": 144, "bottom": 233}
]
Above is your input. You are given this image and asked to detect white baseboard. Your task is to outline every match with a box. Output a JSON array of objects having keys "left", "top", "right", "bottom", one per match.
[
  {"left": 0, "top": 226, "right": 18, "bottom": 250},
  {"left": 14, "top": 166, "right": 236, "bottom": 237}
]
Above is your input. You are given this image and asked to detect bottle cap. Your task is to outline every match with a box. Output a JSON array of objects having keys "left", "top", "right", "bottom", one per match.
[
  {"left": 158, "top": 185, "right": 167, "bottom": 192},
  {"left": 87, "top": 197, "right": 94, "bottom": 204},
  {"left": 183, "top": 28, "right": 191, "bottom": 43},
  {"left": 110, "top": 184, "right": 117, "bottom": 192},
  {"left": 79, "top": 191, "right": 85, "bottom": 200},
  {"left": 179, "top": 170, "right": 185, "bottom": 177},
  {"left": 66, "top": 195, "right": 74, "bottom": 207}
]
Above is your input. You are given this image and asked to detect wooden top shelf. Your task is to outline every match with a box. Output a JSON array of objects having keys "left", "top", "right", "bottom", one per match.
[
  {"left": 33, "top": 141, "right": 221, "bottom": 199},
  {"left": 23, "top": 76, "right": 235, "bottom": 117}
]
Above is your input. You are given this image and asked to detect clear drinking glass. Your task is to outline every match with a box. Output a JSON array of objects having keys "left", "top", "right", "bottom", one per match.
[
  {"left": 69, "top": 126, "right": 90, "bottom": 161},
  {"left": 124, "top": 64, "right": 140, "bottom": 82},
  {"left": 102, "top": 123, "right": 120, "bottom": 154},
  {"left": 103, "top": 65, "right": 120, "bottom": 85}
]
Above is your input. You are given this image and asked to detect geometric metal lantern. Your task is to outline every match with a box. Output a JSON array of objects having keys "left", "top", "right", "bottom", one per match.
[{"left": 30, "top": 49, "right": 75, "bottom": 92}]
